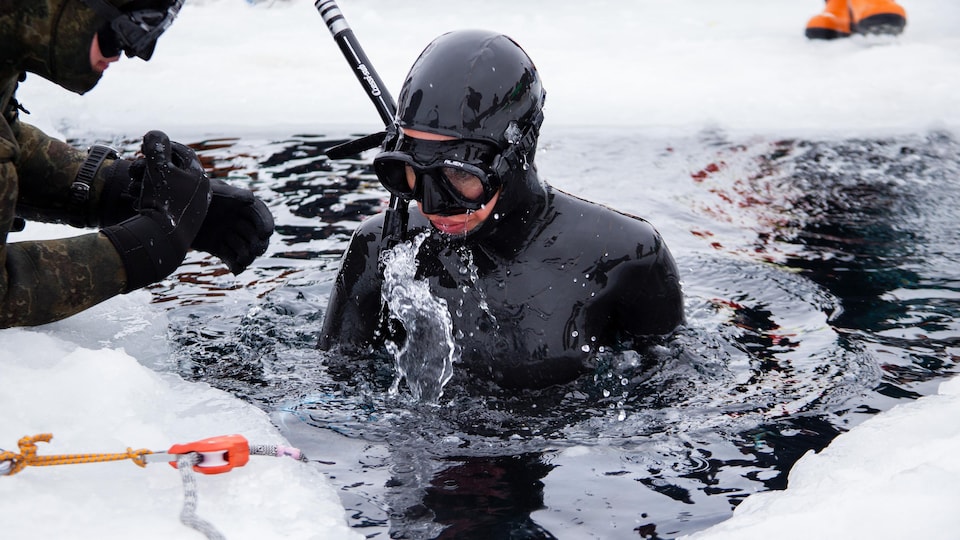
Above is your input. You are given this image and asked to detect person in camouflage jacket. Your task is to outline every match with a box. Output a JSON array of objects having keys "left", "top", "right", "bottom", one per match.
[{"left": 0, "top": 0, "right": 274, "bottom": 328}]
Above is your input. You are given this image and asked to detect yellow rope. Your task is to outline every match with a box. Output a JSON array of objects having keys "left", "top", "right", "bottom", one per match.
[{"left": 0, "top": 434, "right": 153, "bottom": 476}]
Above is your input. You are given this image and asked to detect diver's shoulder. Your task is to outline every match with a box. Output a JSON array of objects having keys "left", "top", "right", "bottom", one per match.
[
  {"left": 544, "top": 187, "right": 669, "bottom": 263},
  {"left": 363, "top": 213, "right": 384, "bottom": 229},
  {"left": 549, "top": 187, "right": 659, "bottom": 232}
]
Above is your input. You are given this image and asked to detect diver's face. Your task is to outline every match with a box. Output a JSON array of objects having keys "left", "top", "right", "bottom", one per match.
[
  {"left": 402, "top": 129, "right": 501, "bottom": 236},
  {"left": 89, "top": 34, "right": 121, "bottom": 73}
]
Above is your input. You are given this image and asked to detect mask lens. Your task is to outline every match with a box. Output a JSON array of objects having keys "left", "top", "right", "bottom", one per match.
[
  {"left": 373, "top": 135, "right": 501, "bottom": 213},
  {"left": 440, "top": 165, "right": 486, "bottom": 202},
  {"left": 111, "top": 0, "right": 182, "bottom": 60},
  {"left": 96, "top": 25, "right": 122, "bottom": 58},
  {"left": 372, "top": 155, "right": 417, "bottom": 198}
]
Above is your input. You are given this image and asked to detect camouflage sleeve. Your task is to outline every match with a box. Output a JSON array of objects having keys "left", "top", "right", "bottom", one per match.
[
  {"left": 0, "top": 120, "right": 128, "bottom": 328},
  {"left": 12, "top": 120, "right": 114, "bottom": 227},
  {"left": 0, "top": 231, "right": 128, "bottom": 328}
]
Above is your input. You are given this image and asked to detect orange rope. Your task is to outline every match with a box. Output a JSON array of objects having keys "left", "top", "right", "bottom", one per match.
[{"left": 0, "top": 434, "right": 153, "bottom": 476}]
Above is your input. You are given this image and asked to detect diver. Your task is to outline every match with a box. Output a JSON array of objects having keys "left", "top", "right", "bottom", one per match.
[
  {"left": 0, "top": 0, "right": 274, "bottom": 328},
  {"left": 319, "top": 29, "right": 684, "bottom": 389}
]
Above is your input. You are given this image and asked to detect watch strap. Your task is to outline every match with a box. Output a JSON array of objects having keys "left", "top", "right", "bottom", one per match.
[{"left": 69, "top": 144, "right": 118, "bottom": 227}]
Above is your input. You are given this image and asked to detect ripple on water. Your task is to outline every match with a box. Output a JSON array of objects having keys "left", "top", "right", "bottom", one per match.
[{"left": 111, "top": 130, "right": 960, "bottom": 539}]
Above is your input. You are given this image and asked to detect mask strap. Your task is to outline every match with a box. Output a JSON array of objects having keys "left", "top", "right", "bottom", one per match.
[{"left": 493, "top": 110, "right": 543, "bottom": 177}]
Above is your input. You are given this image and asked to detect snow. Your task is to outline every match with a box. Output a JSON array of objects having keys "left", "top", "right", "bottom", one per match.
[
  {"left": 3, "top": 0, "right": 959, "bottom": 538},
  {"left": 0, "top": 328, "right": 359, "bottom": 540},
  {"left": 682, "top": 377, "right": 960, "bottom": 540},
  {"left": 21, "top": 0, "right": 960, "bottom": 139}
]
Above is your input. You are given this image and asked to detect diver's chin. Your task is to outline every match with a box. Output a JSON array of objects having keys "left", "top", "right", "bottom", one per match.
[{"left": 54, "top": 70, "right": 103, "bottom": 95}]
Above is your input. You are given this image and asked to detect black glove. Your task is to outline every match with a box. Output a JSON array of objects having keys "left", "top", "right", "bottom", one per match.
[
  {"left": 191, "top": 178, "right": 274, "bottom": 274},
  {"left": 98, "top": 158, "right": 139, "bottom": 227},
  {"left": 100, "top": 147, "right": 273, "bottom": 275},
  {"left": 101, "top": 131, "right": 211, "bottom": 292}
]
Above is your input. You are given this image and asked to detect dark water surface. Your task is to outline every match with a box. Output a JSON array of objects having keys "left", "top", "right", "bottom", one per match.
[{"left": 104, "top": 128, "right": 959, "bottom": 539}]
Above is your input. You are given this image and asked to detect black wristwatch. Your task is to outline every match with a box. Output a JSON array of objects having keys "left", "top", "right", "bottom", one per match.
[{"left": 69, "top": 144, "right": 118, "bottom": 227}]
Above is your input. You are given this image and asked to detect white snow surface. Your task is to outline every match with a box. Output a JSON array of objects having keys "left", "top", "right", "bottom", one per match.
[
  {"left": 0, "top": 328, "right": 361, "bottom": 540},
  {"left": 3, "top": 0, "right": 960, "bottom": 539}
]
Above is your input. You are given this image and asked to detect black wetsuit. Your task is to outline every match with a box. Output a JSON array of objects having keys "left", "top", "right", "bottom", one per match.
[{"left": 319, "top": 165, "right": 684, "bottom": 389}]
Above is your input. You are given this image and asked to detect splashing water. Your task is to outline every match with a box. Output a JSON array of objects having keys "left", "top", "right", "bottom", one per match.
[
  {"left": 456, "top": 246, "right": 498, "bottom": 327},
  {"left": 381, "top": 232, "right": 457, "bottom": 403}
]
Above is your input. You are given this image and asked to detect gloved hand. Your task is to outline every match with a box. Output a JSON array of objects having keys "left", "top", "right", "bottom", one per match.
[
  {"left": 101, "top": 131, "right": 211, "bottom": 292},
  {"left": 98, "top": 158, "right": 139, "bottom": 227},
  {"left": 191, "top": 178, "right": 274, "bottom": 274},
  {"left": 99, "top": 144, "right": 273, "bottom": 274}
]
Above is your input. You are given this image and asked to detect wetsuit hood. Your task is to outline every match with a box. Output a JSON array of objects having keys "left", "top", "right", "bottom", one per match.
[
  {"left": 396, "top": 29, "right": 546, "bottom": 149},
  {"left": 0, "top": 0, "right": 168, "bottom": 94},
  {"left": 394, "top": 29, "right": 549, "bottom": 256}
]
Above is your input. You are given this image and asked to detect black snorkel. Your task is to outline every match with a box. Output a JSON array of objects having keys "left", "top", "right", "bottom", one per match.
[{"left": 314, "top": 0, "right": 408, "bottom": 248}]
